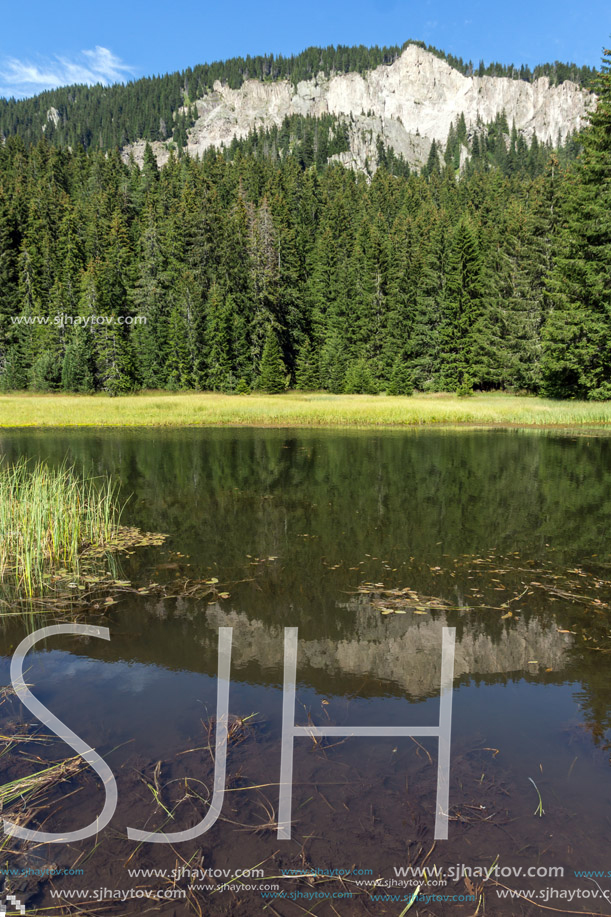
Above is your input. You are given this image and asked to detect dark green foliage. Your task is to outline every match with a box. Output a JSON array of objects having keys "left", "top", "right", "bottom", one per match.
[
  {"left": 439, "top": 218, "right": 485, "bottom": 390},
  {"left": 344, "top": 358, "right": 378, "bottom": 394},
  {"left": 258, "top": 327, "right": 287, "bottom": 393},
  {"left": 0, "top": 346, "right": 27, "bottom": 391},
  {"left": 387, "top": 357, "right": 414, "bottom": 395},
  {"left": 456, "top": 375, "right": 475, "bottom": 396},
  {"left": 0, "top": 132, "right": 576, "bottom": 395},
  {"left": 61, "top": 328, "right": 95, "bottom": 393},
  {"left": 29, "top": 349, "right": 62, "bottom": 391},
  {"left": 422, "top": 140, "right": 441, "bottom": 178},
  {"left": 224, "top": 114, "right": 351, "bottom": 169},
  {"left": 542, "top": 49, "right": 611, "bottom": 399},
  {"left": 295, "top": 338, "right": 320, "bottom": 390},
  {"left": 0, "top": 40, "right": 605, "bottom": 400},
  {"left": 206, "top": 284, "right": 234, "bottom": 390},
  {"left": 0, "top": 42, "right": 597, "bottom": 154}
]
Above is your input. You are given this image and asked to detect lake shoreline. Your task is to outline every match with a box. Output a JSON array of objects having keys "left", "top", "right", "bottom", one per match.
[{"left": 2, "top": 391, "right": 611, "bottom": 428}]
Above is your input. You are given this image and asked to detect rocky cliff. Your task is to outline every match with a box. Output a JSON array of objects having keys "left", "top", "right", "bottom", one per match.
[{"left": 174, "top": 44, "right": 595, "bottom": 172}]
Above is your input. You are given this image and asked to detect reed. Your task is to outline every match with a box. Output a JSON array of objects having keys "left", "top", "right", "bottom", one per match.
[{"left": 0, "top": 458, "right": 120, "bottom": 598}]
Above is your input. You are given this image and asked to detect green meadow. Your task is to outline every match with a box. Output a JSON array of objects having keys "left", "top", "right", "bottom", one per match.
[{"left": 1, "top": 391, "right": 611, "bottom": 428}]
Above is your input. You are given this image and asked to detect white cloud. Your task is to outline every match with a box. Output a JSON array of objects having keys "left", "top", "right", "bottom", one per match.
[{"left": 0, "top": 46, "right": 134, "bottom": 98}]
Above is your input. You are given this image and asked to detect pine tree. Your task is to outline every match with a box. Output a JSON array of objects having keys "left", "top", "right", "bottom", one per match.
[
  {"left": 387, "top": 355, "right": 414, "bottom": 395},
  {"left": 439, "top": 218, "right": 485, "bottom": 390},
  {"left": 295, "top": 338, "right": 319, "bottom": 390},
  {"left": 542, "top": 48, "right": 611, "bottom": 399},
  {"left": 344, "top": 358, "right": 377, "bottom": 394},
  {"left": 258, "top": 326, "right": 287, "bottom": 393}
]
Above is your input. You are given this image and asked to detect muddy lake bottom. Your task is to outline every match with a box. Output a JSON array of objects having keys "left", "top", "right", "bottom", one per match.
[{"left": 2, "top": 427, "right": 611, "bottom": 916}]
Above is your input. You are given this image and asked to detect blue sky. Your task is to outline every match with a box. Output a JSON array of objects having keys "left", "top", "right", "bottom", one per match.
[{"left": 1, "top": 0, "right": 610, "bottom": 98}]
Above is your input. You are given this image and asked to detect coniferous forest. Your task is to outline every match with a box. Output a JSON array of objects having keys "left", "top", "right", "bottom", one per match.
[
  {"left": 0, "top": 40, "right": 597, "bottom": 150},
  {"left": 0, "top": 46, "right": 609, "bottom": 399}
]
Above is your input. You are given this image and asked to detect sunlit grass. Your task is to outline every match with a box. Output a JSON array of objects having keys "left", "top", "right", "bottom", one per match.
[
  {"left": 0, "top": 458, "right": 119, "bottom": 598},
  {"left": 1, "top": 390, "right": 611, "bottom": 428}
]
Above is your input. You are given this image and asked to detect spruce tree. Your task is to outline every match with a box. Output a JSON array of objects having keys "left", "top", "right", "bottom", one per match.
[
  {"left": 259, "top": 326, "right": 287, "bottom": 393},
  {"left": 439, "top": 218, "right": 485, "bottom": 390},
  {"left": 295, "top": 338, "right": 320, "bottom": 390},
  {"left": 166, "top": 303, "right": 193, "bottom": 389},
  {"left": 542, "top": 48, "right": 611, "bottom": 399},
  {"left": 206, "top": 284, "right": 234, "bottom": 390},
  {"left": 344, "top": 358, "right": 377, "bottom": 394},
  {"left": 387, "top": 356, "right": 414, "bottom": 395},
  {"left": 61, "top": 327, "right": 95, "bottom": 393}
]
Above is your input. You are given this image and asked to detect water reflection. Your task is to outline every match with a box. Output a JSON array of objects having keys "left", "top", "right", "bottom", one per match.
[{"left": 1, "top": 428, "right": 611, "bottom": 914}]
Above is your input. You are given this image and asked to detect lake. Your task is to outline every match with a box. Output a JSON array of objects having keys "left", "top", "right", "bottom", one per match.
[{"left": 1, "top": 428, "right": 611, "bottom": 915}]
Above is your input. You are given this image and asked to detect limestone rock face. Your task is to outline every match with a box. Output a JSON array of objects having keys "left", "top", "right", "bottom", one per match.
[
  {"left": 42, "top": 107, "right": 60, "bottom": 132},
  {"left": 121, "top": 139, "right": 172, "bottom": 168},
  {"left": 182, "top": 44, "right": 596, "bottom": 171}
]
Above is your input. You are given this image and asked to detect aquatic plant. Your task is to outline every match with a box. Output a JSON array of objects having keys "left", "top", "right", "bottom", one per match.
[
  {"left": 529, "top": 776, "right": 545, "bottom": 816},
  {"left": 0, "top": 458, "right": 120, "bottom": 599}
]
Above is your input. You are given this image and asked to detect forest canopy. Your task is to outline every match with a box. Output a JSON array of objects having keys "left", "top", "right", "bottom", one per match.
[
  {"left": 0, "top": 45, "right": 609, "bottom": 400},
  {"left": 0, "top": 40, "right": 598, "bottom": 151}
]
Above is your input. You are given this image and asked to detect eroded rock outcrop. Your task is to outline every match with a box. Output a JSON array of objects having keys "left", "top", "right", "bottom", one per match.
[{"left": 181, "top": 44, "right": 595, "bottom": 171}]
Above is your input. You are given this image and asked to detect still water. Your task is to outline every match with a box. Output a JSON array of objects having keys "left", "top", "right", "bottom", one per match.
[{"left": 1, "top": 428, "right": 611, "bottom": 915}]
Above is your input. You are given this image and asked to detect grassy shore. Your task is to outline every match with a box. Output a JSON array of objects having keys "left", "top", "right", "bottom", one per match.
[{"left": 1, "top": 390, "right": 611, "bottom": 428}]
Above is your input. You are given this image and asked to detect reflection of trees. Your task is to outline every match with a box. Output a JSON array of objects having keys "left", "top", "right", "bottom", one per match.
[
  {"left": 1, "top": 428, "right": 611, "bottom": 747},
  {"left": 559, "top": 609, "right": 611, "bottom": 753},
  {"left": 4, "top": 428, "right": 611, "bottom": 562}
]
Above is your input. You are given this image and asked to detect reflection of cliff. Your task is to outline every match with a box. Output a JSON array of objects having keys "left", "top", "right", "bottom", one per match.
[
  {"left": 0, "top": 428, "right": 597, "bottom": 700},
  {"left": 0, "top": 592, "right": 574, "bottom": 702},
  {"left": 54, "top": 590, "right": 567, "bottom": 700},
  {"left": 196, "top": 598, "right": 572, "bottom": 698}
]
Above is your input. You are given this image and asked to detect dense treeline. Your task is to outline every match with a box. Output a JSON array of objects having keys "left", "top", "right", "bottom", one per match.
[
  {"left": 224, "top": 109, "right": 580, "bottom": 179},
  {"left": 0, "top": 49, "right": 609, "bottom": 399},
  {"left": 223, "top": 115, "right": 352, "bottom": 172},
  {"left": 0, "top": 41, "right": 597, "bottom": 152}
]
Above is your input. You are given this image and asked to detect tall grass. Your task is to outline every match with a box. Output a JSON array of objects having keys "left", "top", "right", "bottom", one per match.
[
  {"left": 1, "top": 391, "right": 611, "bottom": 427},
  {"left": 0, "top": 458, "right": 120, "bottom": 598}
]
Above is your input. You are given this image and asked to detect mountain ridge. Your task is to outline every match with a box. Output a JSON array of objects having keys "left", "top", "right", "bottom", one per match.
[
  {"left": 0, "top": 40, "right": 598, "bottom": 170},
  {"left": 120, "top": 44, "right": 596, "bottom": 172}
]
